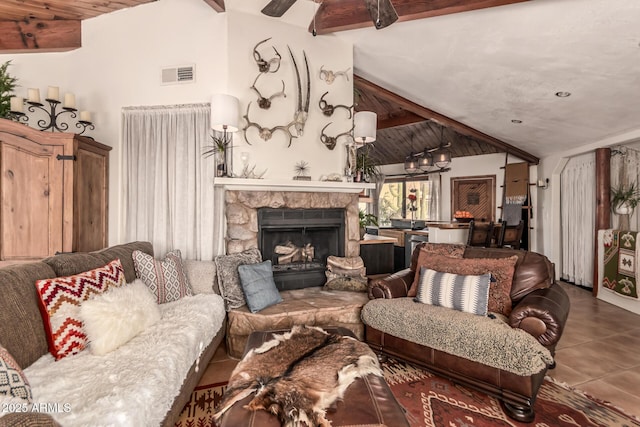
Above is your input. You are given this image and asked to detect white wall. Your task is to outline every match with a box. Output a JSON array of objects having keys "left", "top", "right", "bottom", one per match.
[
  {"left": 226, "top": 11, "right": 353, "bottom": 180},
  {"left": 0, "top": 0, "right": 353, "bottom": 246}
]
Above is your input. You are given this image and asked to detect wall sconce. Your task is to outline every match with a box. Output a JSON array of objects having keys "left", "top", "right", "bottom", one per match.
[
  {"left": 9, "top": 86, "right": 94, "bottom": 135},
  {"left": 537, "top": 178, "right": 549, "bottom": 189},
  {"left": 354, "top": 111, "right": 377, "bottom": 145},
  {"left": 210, "top": 94, "right": 240, "bottom": 177}
]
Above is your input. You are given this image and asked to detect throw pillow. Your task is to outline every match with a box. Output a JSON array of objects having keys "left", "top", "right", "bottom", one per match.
[
  {"left": 408, "top": 254, "right": 518, "bottom": 316},
  {"left": 0, "top": 345, "right": 32, "bottom": 402},
  {"left": 410, "top": 243, "right": 466, "bottom": 294},
  {"left": 323, "top": 276, "right": 368, "bottom": 292},
  {"left": 237, "top": 260, "right": 282, "bottom": 313},
  {"left": 80, "top": 280, "right": 161, "bottom": 356},
  {"left": 214, "top": 248, "right": 262, "bottom": 310},
  {"left": 132, "top": 249, "right": 192, "bottom": 304},
  {"left": 34, "top": 259, "right": 126, "bottom": 360},
  {"left": 182, "top": 260, "right": 219, "bottom": 294},
  {"left": 415, "top": 267, "right": 491, "bottom": 316}
]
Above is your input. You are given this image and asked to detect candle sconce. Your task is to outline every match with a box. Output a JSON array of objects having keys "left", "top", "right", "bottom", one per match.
[{"left": 9, "top": 87, "right": 94, "bottom": 136}]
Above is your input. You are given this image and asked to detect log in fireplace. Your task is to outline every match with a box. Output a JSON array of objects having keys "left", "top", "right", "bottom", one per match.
[{"left": 258, "top": 208, "right": 345, "bottom": 291}]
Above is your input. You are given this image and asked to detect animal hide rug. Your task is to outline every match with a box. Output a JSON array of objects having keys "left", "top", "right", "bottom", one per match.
[{"left": 213, "top": 325, "right": 382, "bottom": 426}]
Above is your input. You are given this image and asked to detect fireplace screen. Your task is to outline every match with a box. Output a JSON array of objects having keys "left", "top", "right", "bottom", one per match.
[{"left": 258, "top": 208, "right": 345, "bottom": 290}]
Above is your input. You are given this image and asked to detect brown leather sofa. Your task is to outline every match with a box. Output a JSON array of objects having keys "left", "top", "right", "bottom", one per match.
[{"left": 365, "top": 244, "right": 570, "bottom": 422}]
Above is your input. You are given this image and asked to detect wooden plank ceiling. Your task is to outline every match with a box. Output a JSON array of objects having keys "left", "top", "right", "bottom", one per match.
[
  {"left": 0, "top": 0, "right": 538, "bottom": 165},
  {"left": 354, "top": 75, "right": 538, "bottom": 165}
]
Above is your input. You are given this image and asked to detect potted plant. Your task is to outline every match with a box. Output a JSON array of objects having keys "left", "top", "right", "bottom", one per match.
[
  {"left": 355, "top": 148, "right": 381, "bottom": 183},
  {"left": 359, "top": 209, "right": 378, "bottom": 238},
  {"left": 203, "top": 133, "right": 230, "bottom": 177},
  {"left": 611, "top": 182, "right": 640, "bottom": 216},
  {"left": 0, "top": 60, "right": 18, "bottom": 119}
]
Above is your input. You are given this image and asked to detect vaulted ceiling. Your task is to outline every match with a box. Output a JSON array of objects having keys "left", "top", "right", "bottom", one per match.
[{"left": 3, "top": 0, "right": 638, "bottom": 167}]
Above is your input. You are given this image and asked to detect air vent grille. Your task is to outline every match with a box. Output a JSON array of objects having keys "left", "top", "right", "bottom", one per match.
[{"left": 161, "top": 64, "right": 195, "bottom": 85}]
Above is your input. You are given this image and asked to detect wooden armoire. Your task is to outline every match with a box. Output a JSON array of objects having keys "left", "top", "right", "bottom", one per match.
[{"left": 0, "top": 119, "right": 111, "bottom": 261}]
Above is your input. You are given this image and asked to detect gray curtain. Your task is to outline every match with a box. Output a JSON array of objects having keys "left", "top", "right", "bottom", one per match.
[
  {"left": 122, "top": 103, "right": 222, "bottom": 260},
  {"left": 560, "top": 152, "right": 595, "bottom": 287}
]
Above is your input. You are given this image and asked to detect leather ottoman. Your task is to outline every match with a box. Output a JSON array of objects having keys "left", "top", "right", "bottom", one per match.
[{"left": 216, "top": 327, "right": 409, "bottom": 427}]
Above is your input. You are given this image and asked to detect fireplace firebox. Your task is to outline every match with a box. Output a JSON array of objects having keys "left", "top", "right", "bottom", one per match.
[{"left": 258, "top": 208, "right": 345, "bottom": 291}]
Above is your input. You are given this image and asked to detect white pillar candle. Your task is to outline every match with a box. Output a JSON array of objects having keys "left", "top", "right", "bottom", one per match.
[
  {"left": 10, "top": 97, "right": 23, "bottom": 113},
  {"left": 27, "top": 88, "right": 41, "bottom": 103},
  {"left": 47, "top": 86, "right": 60, "bottom": 101},
  {"left": 63, "top": 93, "right": 75, "bottom": 109},
  {"left": 79, "top": 111, "right": 92, "bottom": 122}
]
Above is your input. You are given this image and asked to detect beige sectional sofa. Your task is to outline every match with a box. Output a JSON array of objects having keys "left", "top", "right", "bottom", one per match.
[{"left": 0, "top": 242, "right": 226, "bottom": 427}]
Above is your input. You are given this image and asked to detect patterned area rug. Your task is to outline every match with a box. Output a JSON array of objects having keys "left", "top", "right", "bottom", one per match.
[{"left": 174, "top": 358, "right": 640, "bottom": 427}]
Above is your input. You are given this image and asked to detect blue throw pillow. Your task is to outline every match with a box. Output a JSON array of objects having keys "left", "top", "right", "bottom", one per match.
[
  {"left": 415, "top": 267, "right": 491, "bottom": 316},
  {"left": 238, "top": 260, "right": 283, "bottom": 313}
]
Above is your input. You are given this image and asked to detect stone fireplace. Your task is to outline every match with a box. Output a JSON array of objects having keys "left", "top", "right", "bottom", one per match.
[{"left": 221, "top": 184, "right": 363, "bottom": 289}]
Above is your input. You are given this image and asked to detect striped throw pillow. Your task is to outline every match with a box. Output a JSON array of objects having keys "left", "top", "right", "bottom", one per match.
[{"left": 415, "top": 267, "right": 491, "bottom": 316}]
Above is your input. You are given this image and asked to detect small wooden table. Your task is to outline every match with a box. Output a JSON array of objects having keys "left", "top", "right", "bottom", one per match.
[{"left": 359, "top": 234, "right": 396, "bottom": 275}]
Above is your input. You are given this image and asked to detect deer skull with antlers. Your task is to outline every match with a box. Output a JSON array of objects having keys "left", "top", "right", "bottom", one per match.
[
  {"left": 253, "top": 38, "right": 282, "bottom": 73},
  {"left": 243, "top": 102, "right": 297, "bottom": 147},
  {"left": 319, "top": 92, "right": 353, "bottom": 118},
  {"left": 320, "top": 123, "right": 354, "bottom": 151},
  {"left": 251, "top": 74, "right": 286, "bottom": 110},
  {"left": 319, "top": 66, "right": 351, "bottom": 84}
]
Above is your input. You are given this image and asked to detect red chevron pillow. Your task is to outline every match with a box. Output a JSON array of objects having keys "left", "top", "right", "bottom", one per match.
[{"left": 35, "top": 259, "right": 126, "bottom": 360}]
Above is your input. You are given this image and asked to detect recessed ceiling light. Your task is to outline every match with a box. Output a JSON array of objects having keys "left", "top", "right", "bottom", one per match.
[
  {"left": 511, "top": 119, "right": 522, "bottom": 124},
  {"left": 555, "top": 91, "right": 571, "bottom": 97}
]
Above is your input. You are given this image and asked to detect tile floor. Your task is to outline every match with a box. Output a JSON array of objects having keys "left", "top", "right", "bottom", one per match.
[
  {"left": 550, "top": 282, "right": 640, "bottom": 418},
  {"left": 199, "top": 281, "right": 640, "bottom": 419}
]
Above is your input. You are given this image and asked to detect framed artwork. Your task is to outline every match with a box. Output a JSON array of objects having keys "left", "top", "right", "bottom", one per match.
[{"left": 451, "top": 175, "right": 496, "bottom": 222}]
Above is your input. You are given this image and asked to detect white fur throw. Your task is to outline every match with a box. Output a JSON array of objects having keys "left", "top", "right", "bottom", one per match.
[
  {"left": 24, "top": 293, "right": 225, "bottom": 427},
  {"left": 80, "top": 280, "right": 161, "bottom": 356}
]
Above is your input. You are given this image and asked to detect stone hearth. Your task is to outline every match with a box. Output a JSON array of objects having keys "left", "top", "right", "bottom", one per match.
[{"left": 224, "top": 190, "right": 360, "bottom": 257}]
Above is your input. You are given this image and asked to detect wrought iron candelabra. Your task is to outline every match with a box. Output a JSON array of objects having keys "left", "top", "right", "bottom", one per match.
[{"left": 9, "top": 87, "right": 95, "bottom": 136}]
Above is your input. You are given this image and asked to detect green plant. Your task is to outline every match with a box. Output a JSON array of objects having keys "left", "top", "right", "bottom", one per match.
[
  {"left": 359, "top": 209, "right": 378, "bottom": 228},
  {"left": 611, "top": 181, "right": 640, "bottom": 212},
  {"left": 355, "top": 148, "right": 381, "bottom": 182},
  {"left": 202, "top": 133, "right": 230, "bottom": 158},
  {"left": 0, "top": 61, "right": 19, "bottom": 119}
]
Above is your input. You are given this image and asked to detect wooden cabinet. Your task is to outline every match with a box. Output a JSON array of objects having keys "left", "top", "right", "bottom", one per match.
[{"left": 0, "top": 119, "right": 111, "bottom": 261}]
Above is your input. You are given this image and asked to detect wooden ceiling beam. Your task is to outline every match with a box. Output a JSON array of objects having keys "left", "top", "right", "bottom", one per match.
[
  {"left": 0, "top": 19, "right": 81, "bottom": 53},
  {"left": 354, "top": 74, "right": 539, "bottom": 164},
  {"left": 376, "top": 111, "right": 425, "bottom": 129},
  {"left": 202, "top": 0, "right": 225, "bottom": 13},
  {"left": 311, "top": 0, "right": 530, "bottom": 35}
]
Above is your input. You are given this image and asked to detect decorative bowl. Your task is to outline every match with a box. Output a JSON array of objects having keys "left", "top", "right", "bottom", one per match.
[{"left": 454, "top": 217, "right": 474, "bottom": 223}]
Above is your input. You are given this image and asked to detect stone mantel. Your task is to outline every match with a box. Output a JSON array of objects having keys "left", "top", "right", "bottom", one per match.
[
  {"left": 219, "top": 182, "right": 364, "bottom": 257},
  {"left": 214, "top": 177, "right": 375, "bottom": 193}
]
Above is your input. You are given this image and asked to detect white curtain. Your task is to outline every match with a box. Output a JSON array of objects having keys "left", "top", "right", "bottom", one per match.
[
  {"left": 611, "top": 146, "right": 640, "bottom": 231},
  {"left": 560, "top": 151, "right": 596, "bottom": 287},
  {"left": 122, "top": 103, "right": 222, "bottom": 260}
]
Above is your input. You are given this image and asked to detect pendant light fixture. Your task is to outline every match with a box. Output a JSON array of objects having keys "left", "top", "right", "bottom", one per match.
[
  {"left": 403, "top": 123, "right": 452, "bottom": 174},
  {"left": 404, "top": 154, "right": 419, "bottom": 174}
]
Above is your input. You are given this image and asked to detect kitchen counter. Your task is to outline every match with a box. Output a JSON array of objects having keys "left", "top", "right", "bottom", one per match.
[{"left": 359, "top": 234, "right": 397, "bottom": 245}]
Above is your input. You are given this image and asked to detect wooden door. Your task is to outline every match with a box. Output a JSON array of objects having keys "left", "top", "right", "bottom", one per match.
[
  {"left": 74, "top": 141, "right": 109, "bottom": 252},
  {"left": 451, "top": 175, "right": 496, "bottom": 222},
  {"left": 0, "top": 136, "right": 64, "bottom": 259}
]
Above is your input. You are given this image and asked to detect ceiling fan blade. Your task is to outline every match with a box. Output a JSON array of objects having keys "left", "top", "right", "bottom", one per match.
[
  {"left": 261, "top": 0, "right": 298, "bottom": 17},
  {"left": 363, "top": 0, "right": 399, "bottom": 29}
]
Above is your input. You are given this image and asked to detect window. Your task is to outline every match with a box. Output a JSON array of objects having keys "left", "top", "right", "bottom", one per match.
[{"left": 378, "top": 176, "right": 440, "bottom": 226}]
